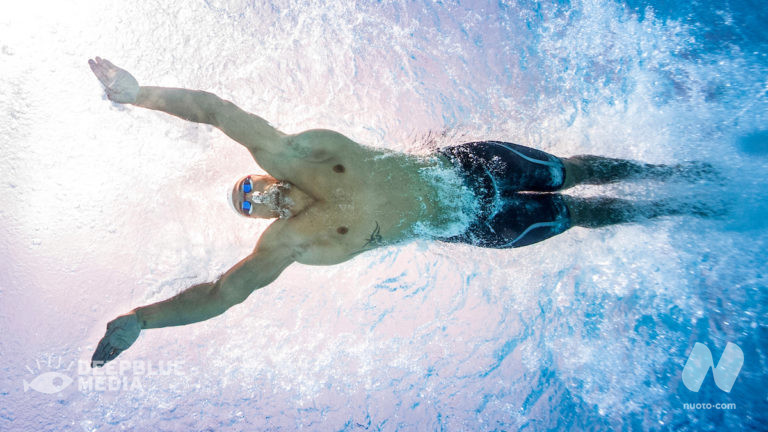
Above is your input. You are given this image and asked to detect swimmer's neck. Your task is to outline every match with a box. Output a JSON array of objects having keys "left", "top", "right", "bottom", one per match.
[{"left": 278, "top": 185, "right": 315, "bottom": 219}]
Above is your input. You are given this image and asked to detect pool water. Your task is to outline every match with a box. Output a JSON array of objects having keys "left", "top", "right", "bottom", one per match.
[{"left": 0, "top": 0, "right": 765, "bottom": 430}]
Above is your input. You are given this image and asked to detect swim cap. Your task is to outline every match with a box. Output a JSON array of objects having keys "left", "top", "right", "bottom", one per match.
[{"left": 227, "top": 185, "right": 237, "bottom": 214}]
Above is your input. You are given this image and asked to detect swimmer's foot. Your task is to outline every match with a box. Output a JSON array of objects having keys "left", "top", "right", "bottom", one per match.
[
  {"left": 690, "top": 199, "right": 730, "bottom": 219},
  {"left": 656, "top": 161, "right": 724, "bottom": 184},
  {"left": 651, "top": 197, "right": 730, "bottom": 220}
]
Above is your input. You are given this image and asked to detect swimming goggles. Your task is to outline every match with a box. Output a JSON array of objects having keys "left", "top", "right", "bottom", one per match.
[
  {"left": 240, "top": 177, "right": 276, "bottom": 215},
  {"left": 240, "top": 177, "right": 254, "bottom": 215}
]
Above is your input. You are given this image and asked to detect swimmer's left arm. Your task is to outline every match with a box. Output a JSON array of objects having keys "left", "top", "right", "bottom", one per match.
[
  {"left": 133, "top": 86, "right": 287, "bottom": 153},
  {"left": 89, "top": 56, "right": 286, "bottom": 152}
]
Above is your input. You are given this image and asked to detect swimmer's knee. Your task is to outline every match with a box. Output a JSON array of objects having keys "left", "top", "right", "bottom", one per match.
[
  {"left": 560, "top": 158, "right": 584, "bottom": 190},
  {"left": 562, "top": 195, "right": 589, "bottom": 227}
]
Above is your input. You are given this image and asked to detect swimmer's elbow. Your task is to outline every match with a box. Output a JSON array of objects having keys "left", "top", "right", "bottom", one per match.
[
  {"left": 213, "top": 277, "right": 257, "bottom": 307},
  {"left": 208, "top": 96, "right": 234, "bottom": 127},
  {"left": 210, "top": 98, "right": 284, "bottom": 150},
  {"left": 214, "top": 270, "right": 280, "bottom": 307}
]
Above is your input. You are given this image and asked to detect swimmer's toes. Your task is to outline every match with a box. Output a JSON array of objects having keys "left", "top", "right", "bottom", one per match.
[
  {"left": 678, "top": 161, "right": 724, "bottom": 183},
  {"left": 689, "top": 200, "right": 730, "bottom": 219}
]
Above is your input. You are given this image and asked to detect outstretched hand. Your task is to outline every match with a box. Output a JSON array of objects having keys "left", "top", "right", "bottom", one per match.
[
  {"left": 91, "top": 311, "right": 141, "bottom": 367},
  {"left": 88, "top": 57, "right": 139, "bottom": 104}
]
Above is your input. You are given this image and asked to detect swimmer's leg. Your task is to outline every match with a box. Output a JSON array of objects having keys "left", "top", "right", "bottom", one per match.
[
  {"left": 560, "top": 156, "right": 718, "bottom": 189},
  {"left": 563, "top": 196, "right": 723, "bottom": 228}
]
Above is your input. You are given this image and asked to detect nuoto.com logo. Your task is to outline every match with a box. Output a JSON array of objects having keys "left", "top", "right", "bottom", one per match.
[{"left": 682, "top": 342, "right": 743, "bottom": 392}]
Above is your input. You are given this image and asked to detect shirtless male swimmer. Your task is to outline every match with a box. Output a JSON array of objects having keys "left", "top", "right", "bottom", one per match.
[{"left": 88, "top": 57, "right": 717, "bottom": 367}]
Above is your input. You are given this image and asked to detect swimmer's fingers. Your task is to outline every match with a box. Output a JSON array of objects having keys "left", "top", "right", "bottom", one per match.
[
  {"left": 88, "top": 57, "right": 117, "bottom": 87},
  {"left": 91, "top": 334, "right": 122, "bottom": 367},
  {"left": 88, "top": 57, "right": 140, "bottom": 103},
  {"left": 100, "top": 57, "right": 119, "bottom": 70},
  {"left": 91, "top": 312, "right": 141, "bottom": 367},
  {"left": 88, "top": 58, "right": 107, "bottom": 85}
]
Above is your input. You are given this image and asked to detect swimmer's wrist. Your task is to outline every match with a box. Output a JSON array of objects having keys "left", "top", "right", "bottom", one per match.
[
  {"left": 131, "top": 307, "right": 147, "bottom": 330},
  {"left": 132, "top": 87, "right": 150, "bottom": 106}
]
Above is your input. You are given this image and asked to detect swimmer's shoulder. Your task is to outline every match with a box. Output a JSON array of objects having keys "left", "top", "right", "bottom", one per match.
[{"left": 285, "top": 129, "right": 368, "bottom": 162}]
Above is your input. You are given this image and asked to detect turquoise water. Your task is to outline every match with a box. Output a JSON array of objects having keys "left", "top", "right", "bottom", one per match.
[{"left": 0, "top": 0, "right": 766, "bottom": 430}]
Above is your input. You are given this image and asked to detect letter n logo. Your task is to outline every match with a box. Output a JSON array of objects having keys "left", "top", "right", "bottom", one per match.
[{"left": 682, "top": 342, "right": 743, "bottom": 392}]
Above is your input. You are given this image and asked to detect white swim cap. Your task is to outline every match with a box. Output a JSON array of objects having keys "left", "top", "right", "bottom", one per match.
[{"left": 227, "top": 185, "right": 237, "bottom": 213}]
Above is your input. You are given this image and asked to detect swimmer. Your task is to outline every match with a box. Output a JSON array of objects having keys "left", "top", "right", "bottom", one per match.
[{"left": 87, "top": 57, "right": 720, "bottom": 366}]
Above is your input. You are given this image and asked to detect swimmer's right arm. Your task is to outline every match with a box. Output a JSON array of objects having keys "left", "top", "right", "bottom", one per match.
[
  {"left": 90, "top": 248, "right": 293, "bottom": 366},
  {"left": 133, "top": 233, "right": 299, "bottom": 329},
  {"left": 132, "top": 251, "right": 293, "bottom": 329},
  {"left": 90, "top": 224, "right": 303, "bottom": 367},
  {"left": 88, "top": 57, "right": 285, "bottom": 152}
]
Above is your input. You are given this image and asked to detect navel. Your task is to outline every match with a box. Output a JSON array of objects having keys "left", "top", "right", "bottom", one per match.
[
  {"left": 337, "top": 226, "right": 349, "bottom": 235},
  {"left": 333, "top": 164, "right": 345, "bottom": 173}
]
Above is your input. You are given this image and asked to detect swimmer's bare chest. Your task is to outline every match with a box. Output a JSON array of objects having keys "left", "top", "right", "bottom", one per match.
[
  {"left": 252, "top": 148, "right": 430, "bottom": 264},
  {"left": 285, "top": 206, "right": 390, "bottom": 266}
]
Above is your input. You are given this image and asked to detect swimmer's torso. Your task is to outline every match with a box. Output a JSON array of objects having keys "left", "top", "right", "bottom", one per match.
[{"left": 249, "top": 129, "right": 465, "bottom": 265}]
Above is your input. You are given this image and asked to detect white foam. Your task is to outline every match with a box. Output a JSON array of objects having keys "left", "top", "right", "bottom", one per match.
[
  {"left": 411, "top": 156, "right": 481, "bottom": 239},
  {"left": 1, "top": 0, "right": 766, "bottom": 429}
]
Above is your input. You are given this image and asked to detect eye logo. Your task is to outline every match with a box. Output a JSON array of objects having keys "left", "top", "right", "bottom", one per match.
[
  {"left": 23, "top": 372, "right": 73, "bottom": 394},
  {"left": 23, "top": 355, "right": 75, "bottom": 395}
]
